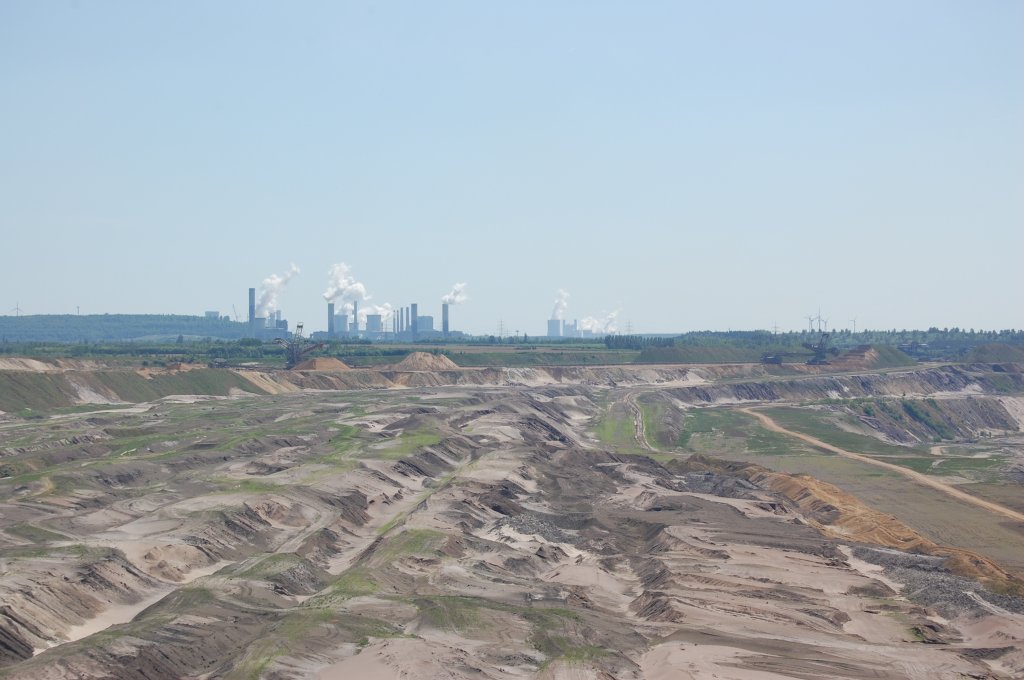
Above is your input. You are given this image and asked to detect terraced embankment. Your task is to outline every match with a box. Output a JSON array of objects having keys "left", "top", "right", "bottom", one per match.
[{"left": 3, "top": 357, "right": 1021, "bottom": 414}]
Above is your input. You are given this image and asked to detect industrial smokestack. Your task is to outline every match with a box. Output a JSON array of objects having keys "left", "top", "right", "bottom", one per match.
[
  {"left": 352, "top": 300, "right": 359, "bottom": 332},
  {"left": 248, "top": 288, "right": 256, "bottom": 325},
  {"left": 411, "top": 303, "right": 419, "bottom": 337},
  {"left": 327, "top": 302, "right": 335, "bottom": 336},
  {"left": 442, "top": 303, "right": 450, "bottom": 336}
]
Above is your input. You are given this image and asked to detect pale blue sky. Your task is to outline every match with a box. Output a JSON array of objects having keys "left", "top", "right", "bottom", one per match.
[{"left": 2, "top": 1, "right": 1021, "bottom": 334}]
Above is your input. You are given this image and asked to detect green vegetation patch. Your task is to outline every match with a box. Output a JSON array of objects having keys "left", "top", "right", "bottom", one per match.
[
  {"left": 6, "top": 522, "right": 70, "bottom": 543},
  {"left": 329, "top": 423, "right": 360, "bottom": 451},
  {"left": 593, "top": 400, "right": 646, "bottom": 454},
  {"left": 870, "top": 345, "right": 918, "bottom": 368},
  {"left": 448, "top": 349, "right": 640, "bottom": 367},
  {"left": 966, "top": 343, "right": 1024, "bottom": 363},
  {"left": 309, "top": 567, "right": 380, "bottom": 603},
  {"left": 523, "top": 607, "right": 605, "bottom": 667},
  {"left": 214, "top": 477, "right": 281, "bottom": 494},
  {"left": 638, "top": 345, "right": 765, "bottom": 364},
  {"left": 373, "top": 430, "right": 443, "bottom": 459},
  {"left": 236, "top": 553, "right": 305, "bottom": 579},
  {"left": 374, "top": 528, "right": 446, "bottom": 563},
  {"left": 638, "top": 400, "right": 666, "bottom": 449},
  {"left": 677, "top": 407, "right": 758, "bottom": 448},
  {"left": 415, "top": 595, "right": 486, "bottom": 631},
  {"left": 900, "top": 400, "right": 955, "bottom": 440},
  {"left": 762, "top": 406, "right": 926, "bottom": 457},
  {"left": 0, "top": 372, "right": 76, "bottom": 411}
]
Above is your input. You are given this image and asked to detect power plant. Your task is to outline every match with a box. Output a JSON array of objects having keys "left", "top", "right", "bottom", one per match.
[{"left": 316, "top": 297, "right": 462, "bottom": 342}]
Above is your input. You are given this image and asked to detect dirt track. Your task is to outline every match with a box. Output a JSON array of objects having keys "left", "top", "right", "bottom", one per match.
[{"left": 741, "top": 407, "right": 1024, "bottom": 524}]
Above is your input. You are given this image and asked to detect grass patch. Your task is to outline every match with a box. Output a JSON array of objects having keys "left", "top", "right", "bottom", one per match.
[
  {"left": 638, "top": 345, "right": 765, "bottom": 364},
  {"left": 522, "top": 607, "right": 605, "bottom": 667},
  {"left": 0, "top": 372, "right": 76, "bottom": 411},
  {"left": 745, "top": 429, "right": 801, "bottom": 456},
  {"left": 6, "top": 522, "right": 70, "bottom": 543},
  {"left": 214, "top": 478, "right": 281, "bottom": 494},
  {"left": 329, "top": 423, "right": 360, "bottom": 451},
  {"left": 638, "top": 401, "right": 665, "bottom": 449},
  {"left": 415, "top": 595, "right": 485, "bottom": 631},
  {"left": 677, "top": 407, "right": 759, "bottom": 448},
  {"left": 310, "top": 567, "right": 380, "bottom": 603},
  {"left": 762, "top": 406, "right": 926, "bottom": 457},
  {"left": 592, "top": 400, "right": 646, "bottom": 454},
  {"left": 236, "top": 553, "right": 304, "bottom": 579},
  {"left": 375, "top": 528, "right": 446, "bottom": 562},
  {"left": 373, "top": 430, "right": 442, "bottom": 459},
  {"left": 448, "top": 350, "right": 640, "bottom": 367}
]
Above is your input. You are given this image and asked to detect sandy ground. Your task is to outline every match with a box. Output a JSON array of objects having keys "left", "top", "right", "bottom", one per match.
[{"left": 2, "top": 374, "right": 1023, "bottom": 679}]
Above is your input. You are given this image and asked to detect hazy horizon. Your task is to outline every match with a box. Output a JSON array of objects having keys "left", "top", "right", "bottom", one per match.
[{"left": 2, "top": 2, "right": 1022, "bottom": 335}]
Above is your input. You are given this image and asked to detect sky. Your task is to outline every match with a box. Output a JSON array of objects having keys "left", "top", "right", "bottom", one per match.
[{"left": 1, "top": 1, "right": 1022, "bottom": 335}]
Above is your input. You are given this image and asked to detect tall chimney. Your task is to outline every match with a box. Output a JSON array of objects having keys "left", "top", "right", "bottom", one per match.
[
  {"left": 327, "top": 302, "right": 335, "bottom": 336},
  {"left": 411, "top": 303, "right": 419, "bottom": 338},
  {"left": 248, "top": 287, "right": 256, "bottom": 326},
  {"left": 442, "top": 303, "right": 450, "bottom": 336},
  {"left": 352, "top": 300, "right": 359, "bottom": 332}
]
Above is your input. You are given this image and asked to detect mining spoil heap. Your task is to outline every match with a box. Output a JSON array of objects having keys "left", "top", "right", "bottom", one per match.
[
  {"left": 1, "top": 359, "right": 1023, "bottom": 678},
  {"left": 291, "top": 357, "right": 351, "bottom": 372},
  {"left": 391, "top": 351, "right": 461, "bottom": 371}
]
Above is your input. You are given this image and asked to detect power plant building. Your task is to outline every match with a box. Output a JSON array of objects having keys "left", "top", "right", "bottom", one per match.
[{"left": 547, "top": 319, "right": 563, "bottom": 338}]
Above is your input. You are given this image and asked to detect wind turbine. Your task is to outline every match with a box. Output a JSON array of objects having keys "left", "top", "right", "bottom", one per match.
[
  {"left": 11, "top": 302, "right": 23, "bottom": 317},
  {"left": 850, "top": 317, "right": 857, "bottom": 334}
]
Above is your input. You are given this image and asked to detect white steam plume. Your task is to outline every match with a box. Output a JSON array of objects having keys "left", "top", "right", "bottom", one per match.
[
  {"left": 257, "top": 263, "right": 300, "bottom": 318},
  {"left": 579, "top": 310, "right": 620, "bottom": 334},
  {"left": 322, "top": 262, "right": 368, "bottom": 304},
  {"left": 358, "top": 302, "right": 393, "bottom": 326},
  {"left": 441, "top": 282, "right": 468, "bottom": 305},
  {"left": 323, "top": 262, "right": 393, "bottom": 326},
  {"left": 551, "top": 289, "right": 569, "bottom": 320}
]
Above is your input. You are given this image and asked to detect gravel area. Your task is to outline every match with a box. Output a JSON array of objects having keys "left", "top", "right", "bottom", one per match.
[
  {"left": 495, "top": 513, "right": 581, "bottom": 544},
  {"left": 854, "top": 545, "right": 1024, "bottom": 617}
]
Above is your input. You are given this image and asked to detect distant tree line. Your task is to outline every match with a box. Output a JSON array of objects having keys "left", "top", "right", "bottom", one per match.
[
  {"left": 0, "top": 314, "right": 250, "bottom": 343},
  {"left": 603, "top": 335, "right": 676, "bottom": 350},
  {"left": 622, "top": 328, "right": 1024, "bottom": 363}
]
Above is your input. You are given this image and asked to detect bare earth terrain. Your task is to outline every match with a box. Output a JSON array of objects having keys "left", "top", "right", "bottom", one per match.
[{"left": 1, "top": 359, "right": 1023, "bottom": 678}]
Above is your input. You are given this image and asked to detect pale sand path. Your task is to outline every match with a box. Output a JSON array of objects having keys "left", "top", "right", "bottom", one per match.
[
  {"left": 741, "top": 407, "right": 1024, "bottom": 524},
  {"left": 624, "top": 391, "right": 656, "bottom": 452}
]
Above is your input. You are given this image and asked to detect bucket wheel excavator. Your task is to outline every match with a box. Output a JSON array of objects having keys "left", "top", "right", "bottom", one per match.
[
  {"left": 276, "top": 323, "right": 325, "bottom": 369},
  {"left": 761, "top": 333, "right": 840, "bottom": 365}
]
